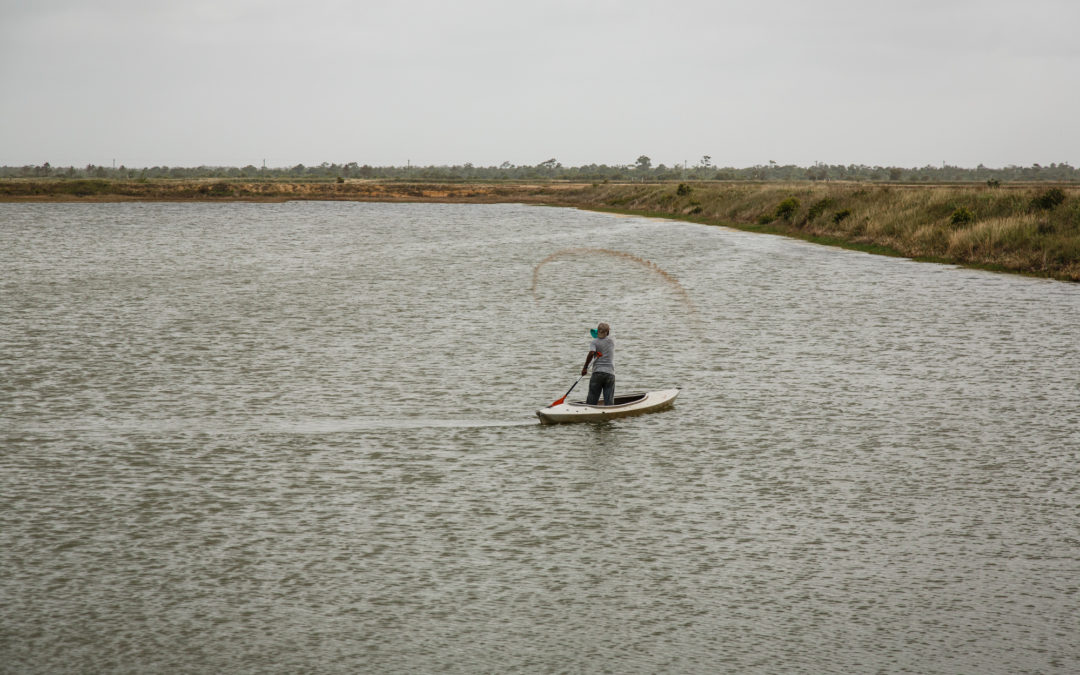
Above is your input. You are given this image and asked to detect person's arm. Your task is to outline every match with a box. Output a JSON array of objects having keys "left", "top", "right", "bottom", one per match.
[{"left": 581, "top": 349, "right": 602, "bottom": 376}]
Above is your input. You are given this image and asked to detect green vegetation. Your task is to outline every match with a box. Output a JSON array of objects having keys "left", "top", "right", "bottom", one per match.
[
  {"left": 1032, "top": 187, "right": 1066, "bottom": 210},
  {"left": 775, "top": 197, "right": 801, "bottom": 221},
  {"left": 951, "top": 207, "right": 975, "bottom": 226},
  {"left": 807, "top": 198, "right": 834, "bottom": 221}
]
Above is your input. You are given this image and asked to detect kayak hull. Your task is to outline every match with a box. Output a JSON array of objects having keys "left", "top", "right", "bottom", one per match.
[{"left": 536, "top": 388, "right": 680, "bottom": 424}]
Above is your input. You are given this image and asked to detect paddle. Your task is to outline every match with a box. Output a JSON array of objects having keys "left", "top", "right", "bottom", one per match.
[{"left": 549, "top": 375, "right": 585, "bottom": 407}]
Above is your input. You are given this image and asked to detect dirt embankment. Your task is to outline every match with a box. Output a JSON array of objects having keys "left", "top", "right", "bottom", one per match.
[{"left": 0, "top": 179, "right": 591, "bottom": 204}]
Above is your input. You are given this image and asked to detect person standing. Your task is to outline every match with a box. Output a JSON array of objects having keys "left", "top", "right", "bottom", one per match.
[{"left": 581, "top": 322, "right": 615, "bottom": 405}]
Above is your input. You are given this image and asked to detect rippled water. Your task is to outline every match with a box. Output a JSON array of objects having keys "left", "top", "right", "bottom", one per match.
[{"left": 2, "top": 202, "right": 1078, "bottom": 674}]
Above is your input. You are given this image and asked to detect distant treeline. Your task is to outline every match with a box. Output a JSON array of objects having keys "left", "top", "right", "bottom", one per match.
[{"left": 3, "top": 158, "right": 1078, "bottom": 183}]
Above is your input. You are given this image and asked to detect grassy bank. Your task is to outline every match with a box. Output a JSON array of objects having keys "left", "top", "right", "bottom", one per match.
[
  {"left": 569, "top": 182, "right": 1080, "bottom": 282},
  {"left": 2, "top": 178, "right": 1078, "bottom": 281}
]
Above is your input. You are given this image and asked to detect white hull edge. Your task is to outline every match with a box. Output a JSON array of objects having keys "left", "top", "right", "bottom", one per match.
[{"left": 536, "top": 388, "right": 680, "bottom": 424}]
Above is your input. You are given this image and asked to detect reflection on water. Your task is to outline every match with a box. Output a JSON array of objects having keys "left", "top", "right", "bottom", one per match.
[{"left": 1, "top": 202, "right": 1078, "bottom": 674}]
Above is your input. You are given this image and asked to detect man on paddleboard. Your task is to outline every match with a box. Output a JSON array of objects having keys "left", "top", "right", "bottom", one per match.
[{"left": 581, "top": 322, "right": 615, "bottom": 406}]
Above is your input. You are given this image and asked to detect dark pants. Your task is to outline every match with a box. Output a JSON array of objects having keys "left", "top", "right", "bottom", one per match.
[{"left": 586, "top": 371, "right": 615, "bottom": 406}]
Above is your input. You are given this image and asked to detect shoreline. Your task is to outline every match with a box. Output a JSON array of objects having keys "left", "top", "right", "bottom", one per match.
[{"left": 2, "top": 179, "right": 1078, "bottom": 281}]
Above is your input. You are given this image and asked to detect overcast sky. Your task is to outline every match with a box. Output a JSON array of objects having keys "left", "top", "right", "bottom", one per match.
[{"left": 2, "top": 0, "right": 1078, "bottom": 169}]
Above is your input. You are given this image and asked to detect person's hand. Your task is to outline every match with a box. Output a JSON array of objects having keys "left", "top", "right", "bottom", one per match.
[{"left": 581, "top": 366, "right": 588, "bottom": 376}]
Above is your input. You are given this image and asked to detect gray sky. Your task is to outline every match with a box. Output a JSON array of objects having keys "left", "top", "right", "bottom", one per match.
[{"left": 3, "top": 0, "right": 1078, "bottom": 169}]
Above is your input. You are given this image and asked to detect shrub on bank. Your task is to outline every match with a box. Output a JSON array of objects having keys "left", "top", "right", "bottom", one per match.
[
  {"left": 775, "top": 197, "right": 800, "bottom": 221},
  {"left": 196, "top": 182, "right": 233, "bottom": 197},
  {"left": 807, "top": 198, "right": 835, "bottom": 221},
  {"left": 1046, "top": 237, "right": 1080, "bottom": 265},
  {"left": 55, "top": 179, "right": 113, "bottom": 196},
  {"left": 951, "top": 207, "right": 975, "bottom": 226},
  {"left": 1032, "top": 188, "right": 1066, "bottom": 210}
]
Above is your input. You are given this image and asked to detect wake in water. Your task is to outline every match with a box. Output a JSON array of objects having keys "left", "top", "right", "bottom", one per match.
[
  {"left": 531, "top": 247, "right": 699, "bottom": 319},
  {"left": 288, "top": 418, "right": 538, "bottom": 433}
]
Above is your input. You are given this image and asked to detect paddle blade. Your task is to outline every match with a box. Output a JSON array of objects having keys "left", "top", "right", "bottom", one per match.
[{"left": 549, "top": 375, "right": 583, "bottom": 407}]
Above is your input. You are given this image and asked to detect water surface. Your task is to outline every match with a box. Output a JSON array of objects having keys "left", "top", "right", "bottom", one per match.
[{"left": 2, "top": 202, "right": 1078, "bottom": 673}]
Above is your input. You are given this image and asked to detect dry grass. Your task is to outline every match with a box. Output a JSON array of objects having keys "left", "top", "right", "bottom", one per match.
[{"left": 565, "top": 182, "right": 1080, "bottom": 281}]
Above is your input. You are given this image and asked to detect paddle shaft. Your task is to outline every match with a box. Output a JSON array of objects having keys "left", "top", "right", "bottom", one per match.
[{"left": 550, "top": 374, "right": 585, "bottom": 407}]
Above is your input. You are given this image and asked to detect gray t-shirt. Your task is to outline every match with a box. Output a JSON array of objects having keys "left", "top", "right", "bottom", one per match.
[{"left": 589, "top": 336, "right": 615, "bottom": 374}]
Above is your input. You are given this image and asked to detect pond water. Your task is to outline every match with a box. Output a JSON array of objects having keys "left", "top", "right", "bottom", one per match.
[{"left": 2, "top": 201, "right": 1078, "bottom": 673}]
